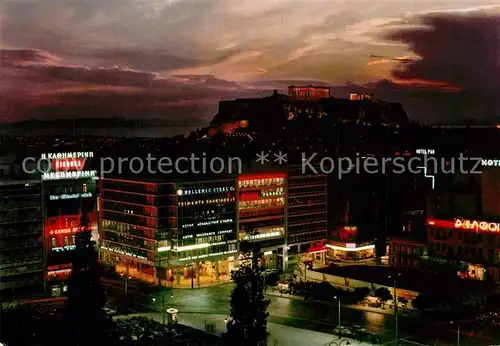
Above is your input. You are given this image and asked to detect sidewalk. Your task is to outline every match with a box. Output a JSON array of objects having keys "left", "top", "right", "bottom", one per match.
[
  {"left": 265, "top": 288, "right": 415, "bottom": 317},
  {"left": 117, "top": 312, "right": 376, "bottom": 346}
]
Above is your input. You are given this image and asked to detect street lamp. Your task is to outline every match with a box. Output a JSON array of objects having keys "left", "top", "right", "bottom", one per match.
[
  {"left": 121, "top": 273, "right": 132, "bottom": 296},
  {"left": 334, "top": 296, "right": 341, "bottom": 338},
  {"left": 450, "top": 321, "right": 460, "bottom": 346},
  {"left": 388, "top": 273, "right": 401, "bottom": 346},
  {"left": 152, "top": 291, "right": 175, "bottom": 325},
  {"left": 327, "top": 339, "right": 350, "bottom": 346}
]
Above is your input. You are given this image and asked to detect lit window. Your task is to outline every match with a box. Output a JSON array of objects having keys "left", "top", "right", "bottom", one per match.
[
  {"left": 82, "top": 184, "right": 87, "bottom": 193},
  {"left": 64, "top": 236, "right": 69, "bottom": 246},
  {"left": 51, "top": 238, "right": 57, "bottom": 248}
]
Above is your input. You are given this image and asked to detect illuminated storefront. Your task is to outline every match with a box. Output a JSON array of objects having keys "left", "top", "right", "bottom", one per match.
[
  {"left": 326, "top": 242, "right": 375, "bottom": 262},
  {"left": 237, "top": 173, "right": 287, "bottom": 270},
  {"left": 41, "top": 151, "right": 98, "bottom": 296}
]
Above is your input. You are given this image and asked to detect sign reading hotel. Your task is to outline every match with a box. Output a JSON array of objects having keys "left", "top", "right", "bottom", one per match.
[
  {"left": 41, "top": 151, "right": 96, "bottom": 180},
  {"left": 482, "top": 159, "right": 500, "bottom": 167},
  {"left": 454, "top": 218, "right": 500, "bottom": 232}
]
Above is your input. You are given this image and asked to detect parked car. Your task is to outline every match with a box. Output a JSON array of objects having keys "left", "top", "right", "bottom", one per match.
[{"left": 277, "top": 280, "right": 292, "bottom": 294}]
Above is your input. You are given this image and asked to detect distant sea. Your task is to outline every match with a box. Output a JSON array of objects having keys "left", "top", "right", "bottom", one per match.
[{"left": 0, "top": 126, "right": 195, "bottom": 138}]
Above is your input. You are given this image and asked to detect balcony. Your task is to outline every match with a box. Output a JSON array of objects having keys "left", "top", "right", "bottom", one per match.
[
  {"left": 0, "top": 240, "right": 43, "bottom": 251},
  {"left": 0, "top": 264, "right": 44, "bottom": 277},
  {"left": 102, "top": 231, "right": 155, "bottom": 251},
  {"left": 288, "top": 209, "right": 327, "bottom": 217},
  {"left": 0, "top": 201, "right": 41, "bottom": 210},
  {"left": 101, "top": 227, "right": 155, "bottom": 242},
  {"left": 0, "top": 227, "right": 42, "bottom": 238},
  {"left": 0, "top": 256, "right": 43, "bottom": 269}
]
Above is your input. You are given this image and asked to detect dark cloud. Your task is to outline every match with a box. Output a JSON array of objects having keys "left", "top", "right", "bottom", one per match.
[
  {"left": 386, "top": 13, "right": 500, "bottom": 92},
  {"left": 369, "top": 54, "right": 414, "bottom": 64},
  {"left": 360, "top": 11, "right": 500, "bottom": 123},
  {"left": 173, "top": 75, "right": 243, "bottom": 89},
  {"left": 81, "top": 48, "right": 207, "bottom": 71},
  {"left": 0, "top": 48, "right": 265, "bottom": 126},
  {"left": 1, "top": 48, "right": 60, "bottom": 66}
]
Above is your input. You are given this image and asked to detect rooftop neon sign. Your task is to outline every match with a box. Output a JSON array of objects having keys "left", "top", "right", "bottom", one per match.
[{"left": 454, "top": 219, "right": 500, "bottom": 232}]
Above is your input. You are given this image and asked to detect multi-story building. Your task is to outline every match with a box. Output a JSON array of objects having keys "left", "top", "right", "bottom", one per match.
[
  {"left": 287, "top": 169, "right": 328, "bottom": 266},
  {"left": 99, "top": 177, "right": 238, "bottom": 288},
  {"left": 100, "top": 171, "right": 329, "bottom": 283},
  {"left": 173, "top": 179, "right": 238, "bottom": 286},
  {"left": 0, "top": 154, "right": 44, "bottom": 301},
  {"left": 237, "top": 173, "right": 287, "bottom": 270},
  {"left": 389, "top": 161, "right": 500, "bottom": 282},
  {"left": 39, "top": 151, "right": 98, "bottom": 296},
  {"left": 388, "top": 238, "right": 426, "bottom": 269}
]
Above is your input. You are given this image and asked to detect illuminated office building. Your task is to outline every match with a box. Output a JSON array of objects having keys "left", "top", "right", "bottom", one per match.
[
  {"left": 287, "top": 169, "right": 328, "bottom": 265},
  {"left": 174, "top": 180, "right": 237, "bottom": 285},
  {"left": 40, "top": 151, "right": 98, "bottom": 296},
  {"left": 237, "top": 173, "right": 287, "bottom": 270},
  {"left": 0, "top": 154, "right": 44, "bottom": 301},
  {"left": 99, "top": 178, "right": 237, "bottom": 287}
]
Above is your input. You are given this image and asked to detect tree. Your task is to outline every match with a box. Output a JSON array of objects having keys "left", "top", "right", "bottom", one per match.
[
  {"left": 222, "top": 241, "right": 270, "bottom": 346},
  {"left": 374, "top": 287, "right": 392, "bottom": 308},
  {"left": 398, "top": 297, "right": 408, "bottom": 308},
  {"left": 67, "top": 212, "right": 112, "bottom": 345},
  {"left": 412, "top": 294, "right": 434, "bottom": 311},
  {"left": 351, "top": 287, "right": 371, "bottom": 304}
]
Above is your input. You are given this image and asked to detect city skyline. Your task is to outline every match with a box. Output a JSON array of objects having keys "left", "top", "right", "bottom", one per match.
[{"left": 1, "top": 1, "right": 499, "bottom": 127}]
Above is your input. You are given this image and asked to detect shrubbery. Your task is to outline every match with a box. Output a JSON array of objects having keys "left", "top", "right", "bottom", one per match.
[{"left": 290, "top": 281, "right": 370, "bottom": 304}]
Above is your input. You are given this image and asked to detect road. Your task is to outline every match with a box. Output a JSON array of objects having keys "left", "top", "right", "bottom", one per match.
[
  {"left": 120, "top": 283, "right": 498, "bottom": 345},
  {"left": 116, "top": 312, "right": 374, "bottom": 346}
]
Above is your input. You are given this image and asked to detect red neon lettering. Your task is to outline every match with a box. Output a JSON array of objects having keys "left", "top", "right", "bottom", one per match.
[
  {"left": 455, "top": 218, "right": 500, "bottom": 232},
  {"left": 52, "top": 158, "right": 85, "bottom": 171}
]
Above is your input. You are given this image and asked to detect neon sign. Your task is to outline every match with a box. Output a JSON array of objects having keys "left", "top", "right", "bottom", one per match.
[
  {"left": 42, "top": 170, "right": 97, "bottom": 180},
  {"left": 454, "top": 219, "right": 500, "bottom": 232},
  {"left": 482, "top": 159, "right": 500, "bottom": 167},
  {"left": 416, "top": 149, "right": 435, "bottom": 155},
  {"left": 52, "top": 245, "right": 76, "bottom": 252},
  {"left": 41, "top": 152, "right": 93, "bottom": 160},
  {"left": 50, "top": 192, "right": 92, "bottom": 200},
  {"left": 52, "top": 158, "right": 85, "bottom": 171},
  {"left": 49, "top": 227, "right": 80, "bottom": 235}
]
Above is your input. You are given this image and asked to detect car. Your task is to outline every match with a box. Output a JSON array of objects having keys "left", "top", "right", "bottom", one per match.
[
  {"left": 104, "top": 307, "right": 117, "bottom": 316},
  {"left": 277, "top": 280, "right": 291, "bottom": 293}
]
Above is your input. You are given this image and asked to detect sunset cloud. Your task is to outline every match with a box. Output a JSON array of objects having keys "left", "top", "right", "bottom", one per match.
[{"left": 1, "top": 1, "right": 499, "bottom": 126}]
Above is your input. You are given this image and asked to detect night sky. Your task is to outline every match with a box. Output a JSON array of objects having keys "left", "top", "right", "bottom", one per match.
[{"left": 1, "top": 1, "right": 499, "bottom": 126}]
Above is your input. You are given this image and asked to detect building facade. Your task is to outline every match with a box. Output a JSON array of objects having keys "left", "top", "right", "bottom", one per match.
[
  {"left": 99, "top": 171, "right": 330, "bottom": 286},
  {"left": 99, "top": 178, "right": 238, "bottom": 287},
  {"left": 287, "top": 170, "right": 328, "bottom": 266},
  {"left": 426, "top": 217, "right": 500, "bottom": 281},
  {"left": 99, "top": 179, "right": 171, "bottom": 284},
  {"left": 237, "top": 173, "right": 287, "bottom": 270},
  {"left": 287, "top": 85, "right": 330, "bottom": 101},
  {"left": 41, "top": 151, "right": 98, "bottom": 296},
  {"left": 173, "top": 179, "right": 238, "bottom": 286},
  {"left": 388, "top": 238, "right": 426, "bottom": 269},
  {"left": 0, "top": 155, "right": 44, "bottom": 301}
]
